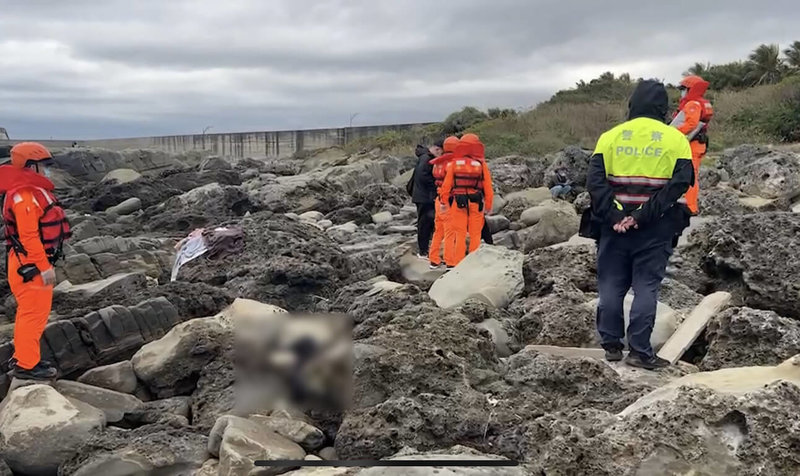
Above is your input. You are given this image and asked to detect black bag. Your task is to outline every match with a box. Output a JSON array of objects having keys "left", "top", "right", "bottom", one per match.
[
  {"left": 578, "top": 209, "right": 600, "bottom": 240},
  {"left": 406, "top": 169, "right": 416, "bottom": 197}
]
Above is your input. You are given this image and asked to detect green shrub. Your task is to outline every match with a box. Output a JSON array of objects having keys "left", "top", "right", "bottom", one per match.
[{"left": 441, "top": 107, "right": 489, "bottom": 135}]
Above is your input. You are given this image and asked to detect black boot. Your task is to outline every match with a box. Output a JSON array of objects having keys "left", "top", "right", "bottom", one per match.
[
  {"left": 625, "top": 352, "right": 669, "bottom": 371},
  {"left": 12, "top": 361, "right": 58, "bottom": 380},
  {"left": 604, "top": 348, "right": 623, "bottom": 362}
]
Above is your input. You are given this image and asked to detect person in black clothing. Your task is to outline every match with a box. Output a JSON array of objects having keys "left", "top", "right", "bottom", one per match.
[{"left": 411, "top": 140, "right": 443, "bottom": 258}]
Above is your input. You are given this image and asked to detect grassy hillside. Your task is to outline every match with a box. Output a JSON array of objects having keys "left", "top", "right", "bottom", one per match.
[{"left": 346, "top": 74, "right": 800, "bottom": 159}]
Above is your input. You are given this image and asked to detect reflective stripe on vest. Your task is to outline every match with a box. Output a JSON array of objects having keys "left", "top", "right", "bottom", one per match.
[
  {"left": 594, "top": 117, "right": 692, "bottom": 210},
  {"left": 451, "top": 158, "right": 484, "bottom": 195},
  {"left": 3, "top": 186, "right": 71, "bottom": 257}
]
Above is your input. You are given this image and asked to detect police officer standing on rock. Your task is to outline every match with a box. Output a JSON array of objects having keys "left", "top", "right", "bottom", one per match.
[{"left": 581, "top": 79, "right": 694, "bottom": 370}]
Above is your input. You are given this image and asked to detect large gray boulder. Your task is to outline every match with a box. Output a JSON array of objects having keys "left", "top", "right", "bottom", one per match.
[
  {"left": 670, "top": 212, "right": 800, "bottom": 318},
  {"left": 489, "top": 155, "right": 550, "bottom": 194},
  {"left": 248, "top": 415, "right": 325, "bottom": 452},
  {"left": 53, "top": 380, "right": 144, "bottom": 424},
  {"left": 719, "top": 145, "right": 800, "bottom": 200},
  {"left": 0, "top": 384, "right": 105, "bottom": 475},
  {"left": 77, "top": 360, "right": 138, "bottom": 395},
  {"left": 543, "top": 145, "right": 592, "bottom": 191},
  {"left": 105, "top": 197, "right": 142, "bottom": 216},
  {"left": 518, "top": 201, "right": 580, "bottom": 251},
  {"left": 499, "top": 187, "right": 552, "bottom": 221},
  {"left": 209, "top": 415, "right": 305, "bottom": 475},
  {"left": 429, "top": 246, "right": 524, "bottom": 309},
  {"left": 102, "top": 168, "right": 142, "bottom": 185},
  {"left": 701, "top": 307, "right": 800, "bottom": 371},
  {"left": 131, "top": 315, "right": 230, "bottom": 398}
]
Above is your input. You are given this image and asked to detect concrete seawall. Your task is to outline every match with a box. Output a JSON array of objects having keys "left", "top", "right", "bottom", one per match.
[{"left": 0, "top": 122, "right": 434, "bottom": 159}]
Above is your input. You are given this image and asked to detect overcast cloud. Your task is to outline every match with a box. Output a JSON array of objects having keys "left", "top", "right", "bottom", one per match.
[{"left": 1, "top": 0, "right": 798, "bottom": 139}]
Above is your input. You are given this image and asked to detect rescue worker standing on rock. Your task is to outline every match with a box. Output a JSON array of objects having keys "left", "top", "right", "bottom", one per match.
[
  {"left": 670, "top": 75, "right": 713, "bottom": 215},
  {"left": 441, "top": 133, "right": 493, "bottom": 267},
  {"left": 428, "top": 136, "right": 459, "bottom": 269},
  {"left": 411, "top": 140, "right": 443, "bottom": 259},
  {"left": 1, "top": 142, "right": 71, "bottom": 380},
  {"left": 582, "top": 80, "right": 693, "bottom": 370}
]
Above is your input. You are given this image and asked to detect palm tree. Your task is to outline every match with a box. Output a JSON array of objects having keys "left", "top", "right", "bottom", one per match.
[
  {"left": 685, "top": 62, "right": 710, "bottom": 77},
  {"left": 784, "top": 41, "right": 800, "bottom": 70},
  {"left": 747, "top": 44, "right": 785, "bottom": 85}
]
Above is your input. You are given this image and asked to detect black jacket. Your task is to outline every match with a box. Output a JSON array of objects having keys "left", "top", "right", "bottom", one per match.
[{"left": 411, "top": 145, "right": 437, "bottom": 204}]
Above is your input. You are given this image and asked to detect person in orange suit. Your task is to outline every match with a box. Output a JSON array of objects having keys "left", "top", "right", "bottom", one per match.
[
  {"left": 670, "top": 75, "right": 713, "bottom": 215},
  {"left": 427, "top": 136, "right": 460, "bottom": 269},
  {"left": 1, "top": 142, "right": 71, "bottom": 380},
  {"left": 440, "top": 133, "right": 494, "bottom": 267}
]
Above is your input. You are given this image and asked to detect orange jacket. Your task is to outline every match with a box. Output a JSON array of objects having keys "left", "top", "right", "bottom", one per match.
[
  {"left": 673, "top": 77, "right": 713, "bottom": 140},
  {"left": 6, "top": 189, "right": 51, "bottom": 271},
  {"left": 1, "top": 166, "right": 59, "bottom": 271}
]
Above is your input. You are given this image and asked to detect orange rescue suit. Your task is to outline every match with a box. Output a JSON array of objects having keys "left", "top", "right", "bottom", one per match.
[
  {"left": 440, "top": 139, "right": 493, "bottom": 265},
  {"left": 1, "top": 167, "right": 65, "bottom": 370},
  {"left": 428, "top": 151, "right": 455, "bottom": 266},
  {"left": 672, "top": 75, "right": 713, "bottom": 214}
]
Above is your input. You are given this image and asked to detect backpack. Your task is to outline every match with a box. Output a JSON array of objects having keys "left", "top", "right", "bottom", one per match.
[{"left": 406, "top": 168, "right": 416, "bottom": 197}]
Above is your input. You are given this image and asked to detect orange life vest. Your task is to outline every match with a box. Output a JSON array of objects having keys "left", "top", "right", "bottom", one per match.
[
  {"left": 451, "top": 156, "right": 485, "bottom": 196},
  {"left": 430, "top": 152, "right": 454, "bottom": 187},
  {"left": 3, "top": 186, "right": 71, "bottom": 262}
]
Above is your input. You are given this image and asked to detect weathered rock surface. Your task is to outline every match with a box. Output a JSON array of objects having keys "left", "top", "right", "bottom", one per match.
[
  {"left": 499, "top": 187, "right": 552, "bottom": 221},
  {"left": 102, "top": 168, "right": 142, "bottom": 185},
  {"left": 77, "top": 361, "right": 139, "bottom": 395},
  {"left": 670, "top": 212, "right": 800, "bottom": 318},
  {"left": 719, "top": 144, "right": 800, "bottom": 200},
  {"left": 131, "top": 315, "right": 230, "bottom": 399},
  {"left": 336, "top": 309, "right": 499, "bottom": 459},
  {"left": 209, "top": 415, "right": 305, "bottom": 475},
  {"left": 179, "top": 212, "right": 351, "bottom": 311},
  {"left": 53, "top": 380, "right": 144, "bottom": 424},
  {"left": 518, "top": 381, "right": 800, "bottom": 475},
  {"left": 489, "top": 155, "right": 549, "bottom": 194},
  {"left": 518, "top": 201, "right": 580, "bottom": 251},
  {"left": 429, "top": 246, "right": 524, "bottom": 309},
  {"left": 105, "top": 197, "right": 142, "bottom": 215},
  {"left": 0, "top": 297, "right": 183, "bottom": 383},
  {"left": 0, "top": 384, "right": 105, "bottom": 475},
  {"left": 701, "top": 307, "right": 800, "bottom": 370},
  {"left": 248, "top": 415, "right": 326, "bottom": 452},
  {"left": 60, "top": 423, "right": 209, "bottom": 476},
  {"left": 544, "top": 145, "right": 591, "bottom": 191}
]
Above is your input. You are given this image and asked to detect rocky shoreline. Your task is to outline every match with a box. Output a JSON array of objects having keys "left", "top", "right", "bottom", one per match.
[{"left": 1, "top": 144, "right": 799, "bottom": 475}]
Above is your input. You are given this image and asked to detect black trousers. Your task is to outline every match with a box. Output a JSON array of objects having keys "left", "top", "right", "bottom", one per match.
[
  {"left": 416, "top": 203, "right": 436, "bottom": 254},
  {"left": 596, "top": 226, "right": 673, "bottom": 359},
  {"left": 481, "top": 221, "right": 493, "bottom": 245}
]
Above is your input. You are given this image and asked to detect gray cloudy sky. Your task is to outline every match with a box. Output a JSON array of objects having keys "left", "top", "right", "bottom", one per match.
[{"left": 1, "top": 0, "right": 798, "bottom": 139}]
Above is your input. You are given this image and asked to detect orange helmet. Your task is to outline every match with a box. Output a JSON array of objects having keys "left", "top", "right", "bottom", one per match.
[
  {"left": 443, "top": 136, "right": 459, "bottom": 153},
  {"left": 10, "top": 142, "right": 53, "bottom": 169}
]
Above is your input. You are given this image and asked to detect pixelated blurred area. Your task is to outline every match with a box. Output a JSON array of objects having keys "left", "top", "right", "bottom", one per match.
[{"left": 230, "top": 299, "right": 353, "bottom": 417}]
